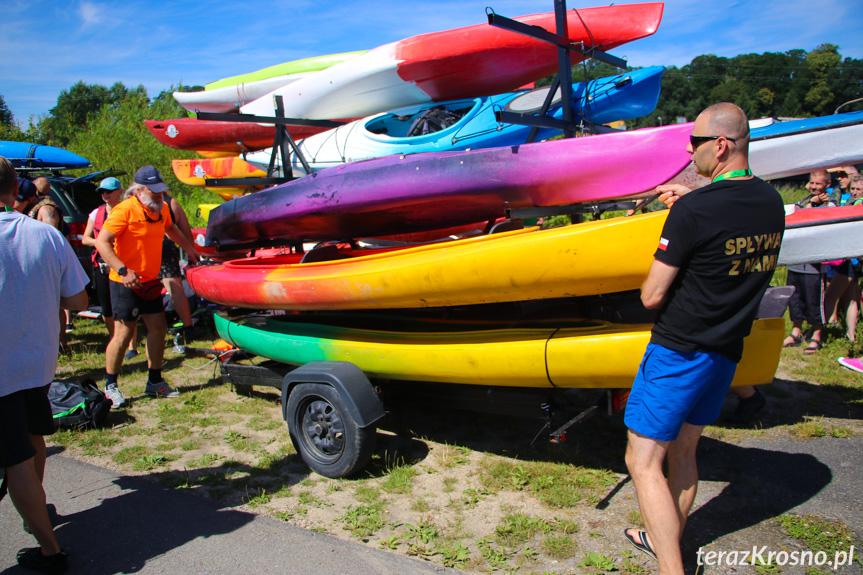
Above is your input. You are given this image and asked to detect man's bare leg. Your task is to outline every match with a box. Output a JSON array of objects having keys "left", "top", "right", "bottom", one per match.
[
  {"left": 665, "top": 423, "right": 704, "bottom": 539},
  {"left": 7, "top": 457, "right": 62, "bottom": 556},
  {"left": 141, "top": 312, "right": 167, "bottom": 370},
  {"left": 626, "top": 429, "right": 684, "bottom": 575},
  {"left": 106, "top": 319, "right": 136, "bottom": 375}
]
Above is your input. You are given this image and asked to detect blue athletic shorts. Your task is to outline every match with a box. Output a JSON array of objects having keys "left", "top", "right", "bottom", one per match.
[{"left": 624, "top": 343, "right": 737, "bottom": 441}]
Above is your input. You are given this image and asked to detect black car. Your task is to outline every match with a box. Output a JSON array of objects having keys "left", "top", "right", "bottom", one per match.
[{"left": 15, "top": 167, "right": 126, "bottom": 278}]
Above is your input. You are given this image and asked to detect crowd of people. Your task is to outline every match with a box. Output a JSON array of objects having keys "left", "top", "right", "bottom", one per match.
[
  {"left": 783, "top": 167, "right": 862, "bottom": 355},
  {"left": 1, "top": 161, "right": 199, "bottom": 572}
]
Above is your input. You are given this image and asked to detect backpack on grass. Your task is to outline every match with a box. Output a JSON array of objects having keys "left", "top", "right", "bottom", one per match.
[{"left": 48, "top": 379, "right": 111, "bottom": 430}]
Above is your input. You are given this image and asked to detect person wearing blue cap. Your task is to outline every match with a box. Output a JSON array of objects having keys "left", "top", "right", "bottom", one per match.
[{"left": 82, "top": 177, "right": 139, "bottom": 360}]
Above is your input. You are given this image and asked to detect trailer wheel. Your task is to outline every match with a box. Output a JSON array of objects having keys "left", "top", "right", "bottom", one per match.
[{"left": 286, "top": 383, "right": 376, "bottom": 478}]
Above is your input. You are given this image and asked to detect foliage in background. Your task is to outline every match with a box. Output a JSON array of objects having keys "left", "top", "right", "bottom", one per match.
[
  {"left": 62, "top": 85, "right": 220, "bottom": 227},
  {"left": 629, "top": 44, "right": 863, "bottom": 128}
]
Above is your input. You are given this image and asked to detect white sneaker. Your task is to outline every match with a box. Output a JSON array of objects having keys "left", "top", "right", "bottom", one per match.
[
  {"left": 145, "top": 380, "right": 180, "bottom": 398},
  {"left": 105, "top": 383, "right": 127, "bottom": 408}
]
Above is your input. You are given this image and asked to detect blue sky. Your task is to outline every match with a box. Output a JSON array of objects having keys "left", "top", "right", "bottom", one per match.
[{"left": 2, "top": 0, "right": 862, "bottom": 124}]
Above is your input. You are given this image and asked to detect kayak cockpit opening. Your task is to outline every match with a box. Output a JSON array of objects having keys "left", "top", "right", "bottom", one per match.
[{"left": 365, "top": 102, "right": 474, "bottom": 138}]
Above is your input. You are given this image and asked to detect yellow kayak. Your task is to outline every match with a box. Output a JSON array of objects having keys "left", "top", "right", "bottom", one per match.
[
  {"left": 215, "top": 313, "right": 784, "bottom": 389},
  {"left": 188, "top": 212, "right": 668, "bottom": 311}
]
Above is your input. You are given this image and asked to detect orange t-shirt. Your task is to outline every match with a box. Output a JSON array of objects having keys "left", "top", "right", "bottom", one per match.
[{"left": 103, "top": 197, "right": 173, "bottom": 283}]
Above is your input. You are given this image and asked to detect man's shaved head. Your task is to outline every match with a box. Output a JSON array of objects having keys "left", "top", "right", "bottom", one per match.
[{"left": 700, "top": 102, "right": 750, "bottom": 144}]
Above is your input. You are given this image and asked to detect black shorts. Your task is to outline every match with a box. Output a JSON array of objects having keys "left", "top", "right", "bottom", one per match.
[
  {"left": 831, "top": 260, "right": 856, "bottom": 279},
  {"left": 159, "top": 238, "right": 181, "bottom": 280},
  {"left": 93, "top": 261, "right": 113, "bottom": 318},
  {"left": 110, "top": 279, "right": 164, "bottom": 321},
  {"left": 787, "top": 270, "right": 826, "bottom": 325},
  {"left": 0, "top": 385, "right": 55, "bottom": 469}
]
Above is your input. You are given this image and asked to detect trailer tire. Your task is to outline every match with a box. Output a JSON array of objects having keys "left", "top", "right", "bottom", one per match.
[{"left": 286, "top": 382, "right": 375, "bottom": 478}]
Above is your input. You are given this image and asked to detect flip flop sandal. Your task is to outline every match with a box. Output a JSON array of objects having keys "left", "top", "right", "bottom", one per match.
[
  {"left": 624, "top": 528, "right": 657, "bottom": 561},
  {"left": 783, "top": 334, "right": 803, "bottom": 348},
  {"left": 803, "top": 340, "right": 823, "bottom": 355},
  {"left": 838, "top": 357, "right": 863, "bottom": 374}
]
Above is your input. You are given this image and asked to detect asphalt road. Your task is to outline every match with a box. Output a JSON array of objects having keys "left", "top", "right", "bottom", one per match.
[{"left": 0, "top": 450, "right": 457, "bottom": 575}]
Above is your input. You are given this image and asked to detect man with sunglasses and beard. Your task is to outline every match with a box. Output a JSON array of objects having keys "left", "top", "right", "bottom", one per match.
[
  {"left": 622, "top": 103, "right": 784, "bottom": 574},
  {"left": 94, "top": 166, "right": 199, "bottom": 408}
]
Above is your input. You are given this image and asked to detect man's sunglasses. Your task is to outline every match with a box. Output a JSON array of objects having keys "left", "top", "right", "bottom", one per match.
[{"left": 689, "top": 135, "right": 737, "bottom": 149}]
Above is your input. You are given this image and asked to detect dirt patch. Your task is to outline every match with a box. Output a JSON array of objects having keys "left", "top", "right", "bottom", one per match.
[{"left": 52, "top": 343, "right": 863, "bottom": 574}]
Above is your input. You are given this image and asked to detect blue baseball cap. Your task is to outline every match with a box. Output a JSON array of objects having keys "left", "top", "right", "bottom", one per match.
[
  {"left": 16, "top": 178, "right": 37, "bottom": 201},
  {"left": 133, "top": 165, "right": 168, "bottom": 193},
  {"left": 97, "top": 177, "right": 122, "bottom": 192}
]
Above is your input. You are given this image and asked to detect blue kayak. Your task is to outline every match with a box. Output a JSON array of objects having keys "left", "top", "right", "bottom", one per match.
[
  {"left": 0, "top": 141, "right": 91, "bottom": 169},
  {"left": 751, "top": 110, "right": 863, "bottom": 140},
  {"left": 245, "top": 66, "right": 664, "bottom": 176}
]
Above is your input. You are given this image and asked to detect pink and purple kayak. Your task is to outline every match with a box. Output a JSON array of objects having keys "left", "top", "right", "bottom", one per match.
[
  {"left": 204, "top": 122, "right": 693, "bottom": 249},
  {"left": 241, "top": 3, "right": 664, "bottom": 120}
]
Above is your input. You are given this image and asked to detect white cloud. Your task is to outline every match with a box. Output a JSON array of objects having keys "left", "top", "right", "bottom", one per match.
[{"left": 78, "top": 1, "right": 103, "bottom": 28}]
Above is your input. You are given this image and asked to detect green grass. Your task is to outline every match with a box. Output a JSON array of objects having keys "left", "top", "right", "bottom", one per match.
[
  {"left": 478, "top": 458, "right": 618, "bottom": 508},
  {"left": 777, "top": 513, "right": 861, "bottom": 562},
  {"left": 495, "top": 512, "right": 554, "bottom": 547},
  {"left": 341, "top": 502, "right": 387, "bottom": 540},
  {"left": 381, "top": 460, "right": 418, "bottom": 494}
]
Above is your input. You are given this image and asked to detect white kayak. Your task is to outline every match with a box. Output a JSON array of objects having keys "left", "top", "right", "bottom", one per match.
[
  {"left": 173, "top": 73, "right": 315, "bottom": 114},
  {"left": 666, "top": 111, "right": 863, "bottom": 189},
  {"left": 244, "top": 67, "right": 665, "bottom": 177}
]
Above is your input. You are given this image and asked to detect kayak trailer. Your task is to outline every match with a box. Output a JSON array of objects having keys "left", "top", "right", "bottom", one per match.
[{"left": 218, "top": 356, "right": 620, "bottom": 479}]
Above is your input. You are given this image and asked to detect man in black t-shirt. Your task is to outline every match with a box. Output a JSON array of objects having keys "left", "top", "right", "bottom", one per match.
[{"left": 622, "top": 103, "right": 785, "bottom": 573}]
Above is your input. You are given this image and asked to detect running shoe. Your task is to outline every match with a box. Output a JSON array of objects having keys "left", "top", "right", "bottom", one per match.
[
  {"left": 104, "top": 383, "right": 127, "bottom": 408},
  {"left": 145, "top": 380, "right": 180, "bottom": 398}
]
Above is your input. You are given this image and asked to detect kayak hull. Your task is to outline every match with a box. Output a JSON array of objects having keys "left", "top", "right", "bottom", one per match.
[
  {"left": 206, "top": 51, "right": 368, "bottom": 90},
  {"left": 190, "top": 213, "right": 665, "bottom": 310},
  {"left": 172, "top": 157, "right": 267, "bottom": 186},
  {"left": 666, "top": 111, "right": 863, "bottom": 189},
  {"left": 189, "top": 203, "right": 860, "bottom": 311},
  {"left": 0, "top": 141, "right": 90, "bottom": 169},
  {"left": 241, "top": 4, "right": 663, "bottom": 120},
  {"left": 205, "top": 123, "right": 693, "bottom": 248},
  {"left": 214, "top": 313, "right": 783, "bottom": 389},
  {"left": 244, "top": 67, "right": 664, "bottom": 176}
]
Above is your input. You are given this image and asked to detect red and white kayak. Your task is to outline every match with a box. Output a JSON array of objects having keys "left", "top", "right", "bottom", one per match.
[
  {"left": 241, "top": 3, "right": 664, "bottom": 120},
  {"left": 144, "top": 118, "right": 278, "bottom": 153},
  {"left": 779, "top": 204, "right": 863, "bottom": 266}
]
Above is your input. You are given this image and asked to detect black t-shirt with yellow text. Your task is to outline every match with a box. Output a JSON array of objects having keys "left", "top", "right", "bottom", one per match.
[{"left": 650, "top": 177, "right": 785, "bottom": 362}]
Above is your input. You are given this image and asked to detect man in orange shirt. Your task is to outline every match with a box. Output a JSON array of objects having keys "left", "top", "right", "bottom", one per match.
[{"left": 94, "top": 166, "right": 199, "bottom": 407}]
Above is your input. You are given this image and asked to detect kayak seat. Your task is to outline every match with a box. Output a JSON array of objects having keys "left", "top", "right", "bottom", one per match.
[
  {"left": 300, "top": 245, "right": 352, "bottom": 264},
  {"left": 488, "top": 220, "right": 524, "bottom": 234}
]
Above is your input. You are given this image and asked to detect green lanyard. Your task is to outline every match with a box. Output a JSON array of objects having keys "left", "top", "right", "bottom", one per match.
[
  {"left": 713, "top": 169, "right": 753, "bottom": 183},
  {"left": 2, "top": 206, "right": 13, "bottom": 212}
]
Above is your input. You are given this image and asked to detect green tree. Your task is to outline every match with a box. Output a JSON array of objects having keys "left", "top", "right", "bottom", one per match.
[
  {"left": 65, "top": 84, "right": 220, "bottom": 224},
  {"left": 0, "top": 94, "right": 13, "bottom": 126},
  {"left": 41, "top": 81, "right": 133, "bottom": 147}
]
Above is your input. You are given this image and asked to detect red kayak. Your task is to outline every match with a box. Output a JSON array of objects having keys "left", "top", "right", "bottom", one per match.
[
  {"left": 242, "top": 3, "right": 664, "bottom": 120},
  {"left": 144, "top": 118, "right": 327, "bottom": 153}
]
